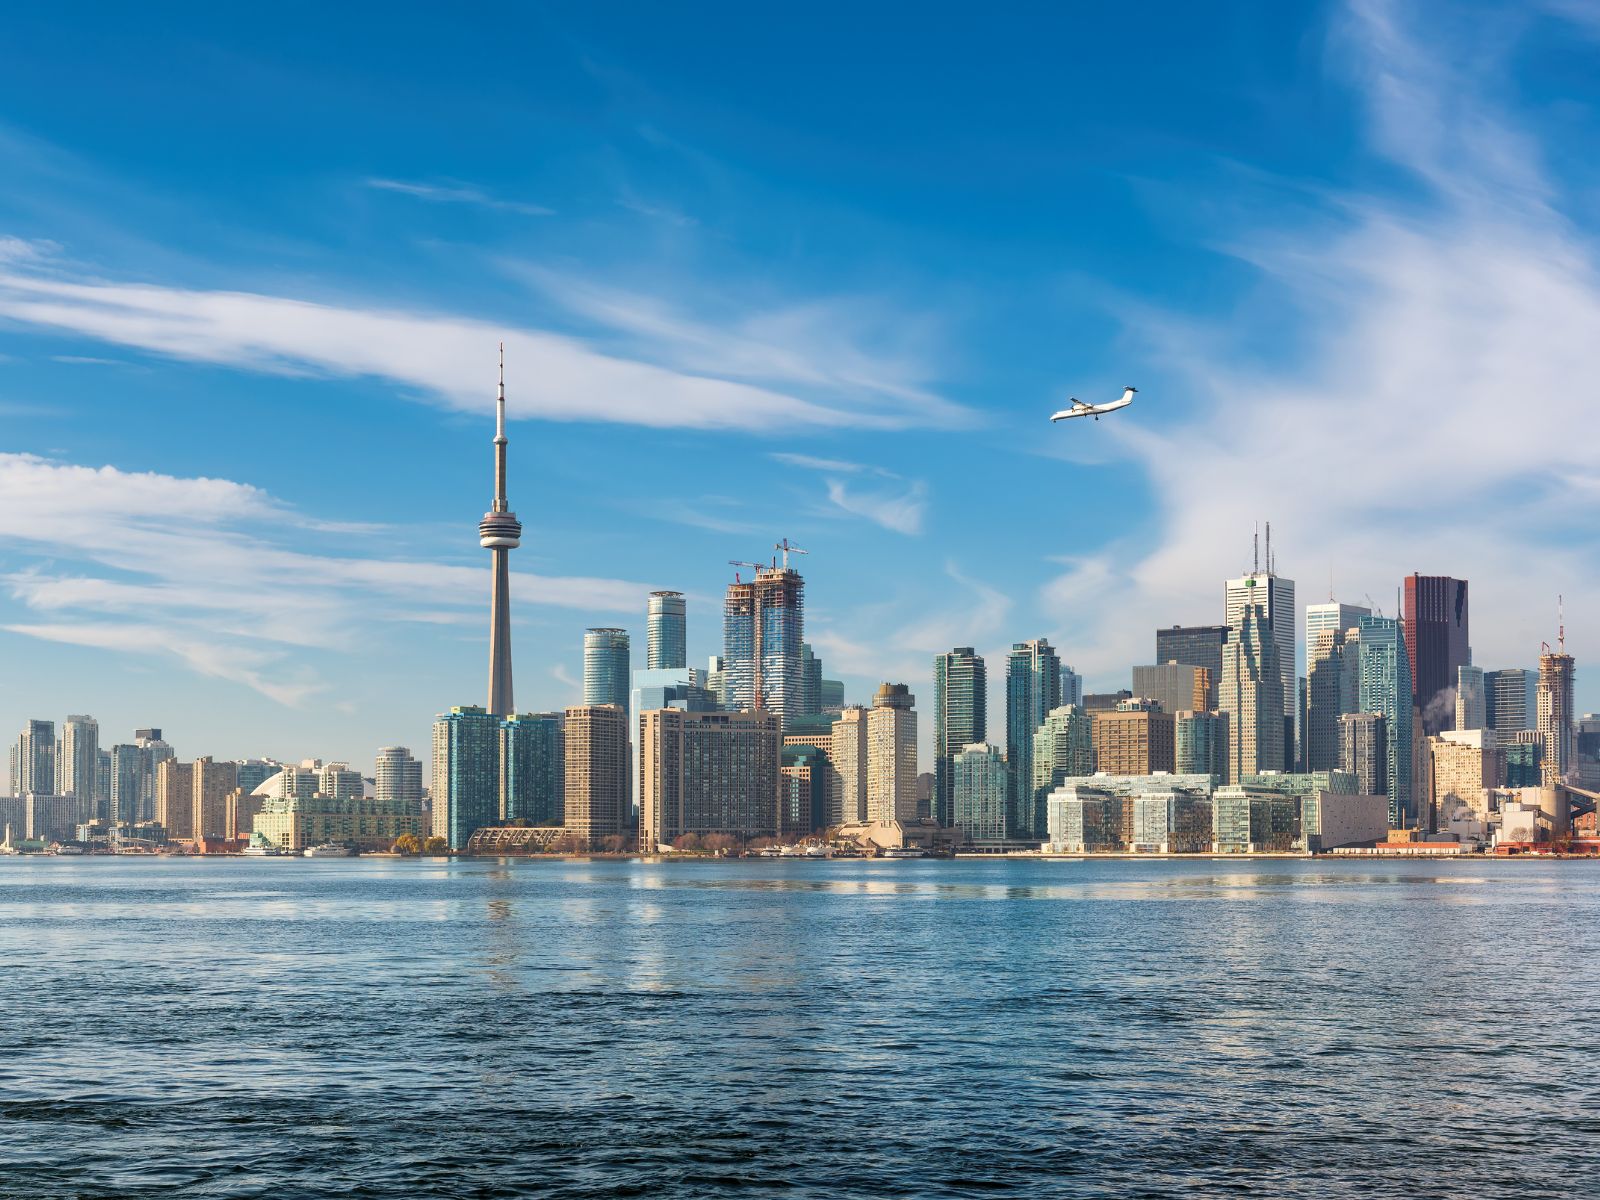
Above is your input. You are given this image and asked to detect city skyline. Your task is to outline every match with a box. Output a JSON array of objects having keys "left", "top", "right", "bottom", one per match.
[{"left": 3, "top": 1, "right": 1600, "bottom": 771}]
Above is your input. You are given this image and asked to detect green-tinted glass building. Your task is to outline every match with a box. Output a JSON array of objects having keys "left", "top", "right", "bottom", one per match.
[
  {"left": 432, "top": 705, "right": 500, "bottom": 849},
  {"left": 934, "top": 647, "right": 987, "bottom": 827}
]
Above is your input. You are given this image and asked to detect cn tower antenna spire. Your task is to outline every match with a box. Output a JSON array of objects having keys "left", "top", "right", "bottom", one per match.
[{"left": 480, "top": 343, "right": 522, "bottom": 716}]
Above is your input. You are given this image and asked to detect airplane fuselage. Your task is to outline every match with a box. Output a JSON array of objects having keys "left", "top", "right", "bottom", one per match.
[{"left": 1050, "top": 388, "right": 1136, "bottom": 422}]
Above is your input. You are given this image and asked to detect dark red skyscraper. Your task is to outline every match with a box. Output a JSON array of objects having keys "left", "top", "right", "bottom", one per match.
[{"left": 1403, "top": 575, "right": 1469, "bottom": 730}]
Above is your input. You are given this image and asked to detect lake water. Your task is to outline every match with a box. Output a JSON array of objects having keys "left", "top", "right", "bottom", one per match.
[{"left": 2, "top": 856, "right": 1598, "bottom": 1198}]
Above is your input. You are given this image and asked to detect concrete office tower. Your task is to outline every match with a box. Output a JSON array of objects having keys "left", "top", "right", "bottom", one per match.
[
  {"left": 431, "top": 705, "right": 500, "bottom": 849},
  {"left": 499, "top": 714, "right": 563, "bottom": 824},
  {"left": 830, "top": 706, "right": 869, "bottom": 825},
  {"left": 640, "top": 709, "right": 782, "bottom": 848},
  {"left": 934, "top": 647, "right": 987, "bottom": 827},
  {"left": 1429, "top": 730, "right": 1502, "bottom": 827},
  {"left": 564, "top": 704, "right": 630, "bottom": 847},
  {"left": 1132, "top": 663, "right": 1210, "bottom": 716},
  {"left": 1538, "top": 645, "right": 1576, "bottom": 785},
  {"left": 1061, "top": 665, "right": 1084, "bottom": 708},
  {"left": 1006, "top": 638, "right": 1062, "bottom": 839},
  {"left": 723, "top": 562, "right": 806, "bottom": 730},
  {"left": 155, "top": 758, "right": 195, "bottom": 841},
  {"left": 1175, "top": 711, "right": 1230, "bottom": 781},
  {"left": 1486, "top": 668, "right": 1538, "bottom": 739},
  {"left": 375, "top": 747, "right": 424, "bottom": 811},
  {"left": 1092, "top": 701, "right": 1176, "bottom": 776},
  {"left": 58, "top": 715, "right": 100, "bottom": 821},
  {"left": 10, "top": 719, "right": 56, "bottom": 797},
  {"left": 1403, "top": 575, "right": 1470, "bottom": 732},
  {"left": 1226, "top": 546, "right": 1296, "bottom": 762},
  {"left": 866, "top": 684, "right": 918, "bottom": 823},
  {"left": 1155, "top": 625, "right": 1227, "bottom": 690},
  {"left": 1306, "top": 627, "right": 1361, "bottom": 773},
  {"left": 583, "top": 628, "right": 632, "bottom": 709},
  {"left": 109, "top": 744, "right": 144, "bottom": 825},
  {"left": 953, "top": 744, "right": 1008, "bottom": 843},
  {"left": 1033, "top": 706, "right": 1095, "bottom": 818},
  {"left": 1357, "top": 616, "right": 1415, "bottom": 826},
  {"left": 1220, "top": 602, "right": 1285, "bottom": 782},
  {"left": 646, "top": 591, "right": 687, "bottom": 670},
  {"left": 192, "top": 756, "right": 239, "bottom": 841},
  {"left": 478, "top": 350, "right": 523, "bottom": 718},
  {"left": 800, "top": 643, "right": 823, "bottom": 716},
  {"left": 1456, "top": 665, "right": 1487, "bottom": 732}
]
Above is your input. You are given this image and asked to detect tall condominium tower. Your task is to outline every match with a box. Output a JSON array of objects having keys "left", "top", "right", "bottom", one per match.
[
  {"left": 1225, "top": 553, "right": 1296, "bottom": 763},
  {"left": 1339, "top": 712, "right": 1388, "bottom": 798},
  {"left": 109, "top": 745, "right": 144, "bottom": 826},
  {"left": 1174, "top": 710, "right": 1229, "bottom": 781},
  {"left": 375, "top": 747, "right": 424, "bottom": 812},
  {"left": 723, "top": 561, "right": 806, "bottom": 730},
  {"left": 10, "top": 719, "right": 56, "bottom": 797},
  {"left": 478, "top": 348, "right": 523, "bottom": 718},
  {"left": 934, "top": 647, "right": 987, "bottom": 827},
  {"left": 953, "top": 744, "right": 1008, "bottom": 843},
  {"left": 1456, "top": 665, "right": 1487, "bottom": 732},
  {"left": 831, "top": 706, "right": 869, "bottom": 825},
  {"left": 1091, "top": 701, "right": 1176, "bottom": 777},
  {"left": 431, "top": 705, "right": 500, "bottom": 849},
  {"left": 1033, "top": 705, "right": 1094, "bottom": 811},
  {"left": 1220, "top": 601, "right": 1284, "bottom": 782},
  {"left": 192, "top": 757, "right": 239, "bottom": 841},
  {"left": 583, "top": 629, "right": 632, "bottom": 709},
  {"left": 1006, "top": 639, "right": 1062, "bottom": 839},
  {"left": 155, "top": 759, "right": 195, "bottom": 841},
  {"left": 499, "top": 714, "right": 563, "bottom": 824},
  {"left": 1486, "top": 668, "right": 1538, "bottom": 739},
  {"left": 1538, "top": 639, "right": 1576, "bottom": 786},
  {"left": 58, "top": 715, "right": 100, "bottom": 822},
  {"left": 1060, "top": 665, "right": 1084, "bottom": 708},
  {"left": 647, "top": 591, "right": 687, "bottom": 670},
  {"left": 1403, "top": 575, "right": 1470, "bottom": 729},
  {"left": 563, "top": 704, "right": 630, "bottom": 848},
  {"left": 865, "top": 684, "right": 918, "bottom": 824},
  {"left": 1357, "top": 616, "right": 1414, "bottom": 826},
  {"left": 640, "top": 709, "right": 782, "bottom": 848}
]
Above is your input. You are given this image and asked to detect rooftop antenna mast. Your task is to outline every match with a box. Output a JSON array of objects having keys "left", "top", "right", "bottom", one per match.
[
  {"left": 1266, "top": 521, "right": 1272, "bottom": 575},
  {"left": 1253, "top": 523, "right": 1259, "bottom": 575}
]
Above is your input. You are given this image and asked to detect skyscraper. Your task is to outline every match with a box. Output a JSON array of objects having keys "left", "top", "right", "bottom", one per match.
[
  {"left": 10, "top": 720, "right": 56, "bottom": 797},
  {"left": 1226, "top": 555, "right": 1295, "bottom": 763},
  {"left": 1006, "top": 639, "right": 1062, "bottom": 838},
  {"left": 564, "top": 704, "right": 630, "bottom": 848},
  {"left": 1220, "top": 601, "right": 1284, "bottom": 782},
  {"left": 1486, "top": 668, "right": 1538, "bottom": 739},
  {"left": 1402, "top": 575, "right": 1470, "bottom": 730},
  {"left": 374, "top": 747, "right": 424, "bottom": 812},
  {"left": 1338, "top": 712, "right": 1387, "bottom": 798},
  {"left": 1357, "top": 615, "right": 1414, "bottom": 826},
  {"left": 499, "top": 714, "right": 563, "bottom": 824},
  {"left": 1537, "top": 642, "right": 1576, "bottom": 786},
  {"left": 1456, "top": 665, "right": 1487, "bottom": 732},
  {"left": 647, "top": 591, "right": 687, "bottom": 670},
  {"left": 155, "top": 758, "right": 195, "bottom": 841},
  {"left": 830, "top": 707, "right": 869, "bottom": 825},
  {"left": 1060, "top": 665, "right": 1084, "bottom": 708},
  {"left": 1091, "top": 701, "right": 1176, "bottom": 776},
  {"left": 866, "top": 684, "right": 918, "bottom": 823},
  {"left": 109, "top": 744, "right": 145, "bottom": 826},
  {"left": 1033, "top": 705, "right": 1095, "bottom": 814},
  {"left": 1306, "top": 625, "right": 1362, "bottom": 773},
  {"left": 934, "top": 647, "right": 987, "bottom": 827},
  {"left": 800, "top": 643, "right": 823, "bottom": 716},
  {"left": 952, "top": 744, "right": 1008, "bottom": 843},
  {"left": 1155, "top": 625, "right": 1227, "bottom": 692},
  {"left": 431, "top": 705, "right": 500, "bottom": 849},
  {"left": 722, "top": 561, "right": 806, "bottom": 729},
  {"left": 192, "top": 757, "right": 239, "bottom": 841},
  {"left": 58, "top": 715, "right": 100, "bottom": 822},
  {"left": 1132, "top": 663, "right": 1210, "bottom": 716},
  {"left": 1175, "top": 711, "right": 1229, "bottom": 780},
  {"left": 1305, "top": 602, "right": 1371, "bottom": 649},
  {"left": 639, "top": 709, "right": 782, "bottom": 847},
  {"left": 479, "top": 348, "right": 522, "bottom": 718},
  {"left": 583, "top": 628, "right": 632, "bottom": 709}
]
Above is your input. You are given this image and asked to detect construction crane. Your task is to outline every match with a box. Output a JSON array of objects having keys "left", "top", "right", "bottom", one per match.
[
  {"left": 774, "top": 538, "right": 808, "bottom": 570},
  {"left": 727, "top": 559, "right": 762, "bottom": 583},
  {"left": 1365, "top": 593, "right": 1383, "bottom": 618}
]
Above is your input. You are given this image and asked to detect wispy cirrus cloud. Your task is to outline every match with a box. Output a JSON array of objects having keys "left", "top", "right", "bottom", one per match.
[
  {"left": 769, "top": 452, "right": 929, "bottom": 536},
  {"left": 365, "top": 177, "right": 555, "bottom": 217}
]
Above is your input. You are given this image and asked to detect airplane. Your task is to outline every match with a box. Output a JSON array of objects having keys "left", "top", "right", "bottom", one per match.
[{"left": 1051, "top": 385, "right": 1137, "bottom": 423}]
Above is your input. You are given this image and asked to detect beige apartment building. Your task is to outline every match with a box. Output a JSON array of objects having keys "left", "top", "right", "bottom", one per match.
[
  {"left": 831, "top": 706, "right": 869, "bottom": 826},
  {"left": 155, "top": 759, "right": 195, "bottom": 841},
  {"left": 1091, "top": 703, "right": 1176, "bottom": 776},
  {"left": 639, "top": 709, "right": 782, "bottom": 848},
  {"left": 866, "top": 684, "right": 918, "bottom": 823},
  {"left": 192, "top": 756, "right": 239, "bottom": 841},
  {"left": 564, "top": 704, "right": 629, "bottom": 848}
]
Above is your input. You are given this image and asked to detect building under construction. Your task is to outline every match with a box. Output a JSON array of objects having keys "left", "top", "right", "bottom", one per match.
[{"left": 723, "top": 541, "right": 808, "bottom": 731}]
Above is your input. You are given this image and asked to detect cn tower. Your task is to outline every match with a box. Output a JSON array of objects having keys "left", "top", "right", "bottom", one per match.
[{"left": 478, "top": 344, "right": 522, "bottom": 717}]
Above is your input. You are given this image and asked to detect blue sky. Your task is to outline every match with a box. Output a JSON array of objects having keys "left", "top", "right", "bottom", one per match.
[{"left": 2, "top": 0, "right": 1598, "bottom": 770}]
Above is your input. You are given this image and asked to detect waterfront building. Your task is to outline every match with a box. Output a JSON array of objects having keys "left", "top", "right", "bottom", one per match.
[
  {"left": 192, "top": 756, "right": 239, "bottom": 841},
  {"left": 499, "top": 714, "right": 563, "bottom": 824},
  {"left": 431, "top": 705, "right": 500, "bottom": 850},
  {"left": 374, "top": 747, "right": 424, "bottom": 811},
  {"left": 1033, "top": 706, "right": 1096, "bottom": 820},
  {"left": 865, "top": 684, "right": 918, "bottom": 823},
  {"left": 225, "top": 787, "right": 265, "bottom": 841},
  {"left": 1456, "top": 665, "right": 1487, "bottom": 732},
  {"left": 781, "top": 745, "right": 829, "bottom": 836},
  {"left": 57, "top": 715, "right": 100, "bottom": 822},
  {"left": 109, "top": 744, "right": 145, "bottom": 826},
  {"left": 1428, "top": 730, "right": 1501, "bottom": 825},
  {"left": 1225, "top": 559, "right": 1296, "bottom": 762},
  {"left": 1132, "top": 663, "right": 1210, "bottom": 716},
  {"left": 647, "top": 591, "right": 687, "bottom": 670},
  {"left": 722, "top": 562, "right": 806, "bottom": 730},
  {"left": 952, "top": 744, "right": 1008, "bottom": 843},
  {"left": 1241, "top": 770, "right": 1359, "bottom": 798},
  {"left": 23, "top": 793, "right": 77, "bottom": 843},
  {"left": 583, "top": 628, "right": 632, "bottom": 710},
  {"left": 1154, "top": 625, "right": 1227, "bottom": 691},
  {"left": 155, "top": 758, "right": 195, "bottom": 841},
  {"left": 1046, "top": 785, "right": 1123, "bottom": 853},
  {"left": 782, "top": 714, "right": 839, "bottom": 824},
  {"left": 564, "top": 704, "right": 630, "bottom": 848},
  {"left": 1174, "top": 711, "right": 1229, "bottom": 782},
  {"left": 478, "top": 351, "right": 522, "bottom": 718},
  {"left": 1006, "top": 638, "right": 1062, "bottom": 839},
  {"left": 1220, "top": 601, "right": 1285, "bottom": 781},
  {"left": 9, "top": 721, "right": 54, "bottom": 799},
  {"left": 1129, "top": 790, "right": 1213, "bottom": 853},
  {"left": 830, "top": 707, "right": 869, "bottom": 825},
  {"left": 1212, "top": 786, "right": 1297, "bottom": 853},
  {"left": 1338, "top": 712, "right": 1388, "bottom": 798},
  {"left": 639, "top": 709, "right": 782, "bottom": 848},
  {"left": 1402, "top": 575, "right": 1470, "bottom": 730},
  {"left": 1302, "top": 793, "right": 1389, "bottom": 851},
  {"left": 1537, "top": 645, "right": 1576, "bottom": 785},
  {"left": 1091, "top": 701, "right": 1175, "bottom": 777},
  {"left": 934, "top": 647, "right": 987, "bottom": 827},
  {"left": 135, "top": 730, "right": 175, "bottom": 819},
  {"left": 252, "top": 789, "right": 425, "bottom": 852},
  {"left": 1357, "top": 616, "right": 1415, "bottom": 826},
  {"left": 1487, "top": 668, "right": 1538, "bottom": 740},
  {"left": 235, "top": 759, "right": 279, "bottom": 796}
]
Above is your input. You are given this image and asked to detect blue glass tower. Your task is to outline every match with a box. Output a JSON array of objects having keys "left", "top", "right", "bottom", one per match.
[
  {"left": 1006, "top": 639, "right": 1061, "bottom": 839},
  {"left": 500, "top": 712, "right": 564, "bottom": 824},
  {"left": 1357, "top": 615, "right": 1414, "bottom": 827},
  {"left": 432, "top": 705, "right": 500, "bottom": 849}
]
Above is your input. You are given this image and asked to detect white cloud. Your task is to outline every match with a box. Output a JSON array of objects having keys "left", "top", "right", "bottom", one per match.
[
  {"left": 365, "top": 177, "right": 555, "bottom": 217},
  {"left": 769, "top": 452, "right": 929, "bottom": 535}
]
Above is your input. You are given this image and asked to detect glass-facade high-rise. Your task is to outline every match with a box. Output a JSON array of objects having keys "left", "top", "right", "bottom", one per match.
[
  {"left": 499, "top": 713, "right": 563, "bottom": 824},
  {"left": 58, "top": 715, "right": 100, "bottom": 823},
  {"left": 801, "top": 643, "right": 823, "bottom": 716},
  {"left": 1456, "top": 665, "right": 1487, "bottom": 732},
  {"left": 1155, "top": 625, "right": 1227, "bottom": 689},
  {"left": 431, "top": 705, "right": 500, "bottom": 849},
  {"left": 1486, "top": 668, "right": 1537, "bottom": 739},
  {"left": 952, "top": 744, "right": 1007, "bottom": 843},
  {"left": 583, "top": 628, "right": 632, "bottom": 709},
  {"left": 1357, "top": 616, "right": 1414, "bottom": 827},
  {"left": 1403, "top": 575, "right": 1469, "bottom": 731},
  {"left": 934, "top": 647, "right": 987, "bottom": 827},
  {"left": 1006, "top": 639, "right": 1062, "bottom": 839},
  {"left": 723, "top": 566, "right": 806, "bottom": 730},
  {"left": 1175, "top": 710, "right": 1229, "bottom": 781},
  {"left": 646, "top": 591, "right": 687, "bottom": 670},
  {"left": 1033, "top": 705, "right": 1094, "bottom": 813}
]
